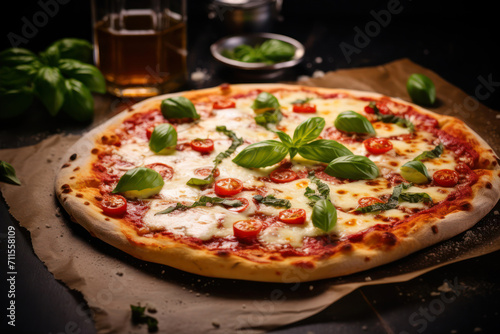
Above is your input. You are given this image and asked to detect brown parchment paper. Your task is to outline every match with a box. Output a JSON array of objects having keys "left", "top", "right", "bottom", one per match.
[{"left": 1, "top": 59, "right": 500, "bottom": 334}]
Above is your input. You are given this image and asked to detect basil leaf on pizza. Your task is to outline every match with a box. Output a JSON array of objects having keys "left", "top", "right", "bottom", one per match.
[
  {"left": 368, "top": 102, "right": 415, "bottom": 132},
  {"left": 149, "top": 123, "right": 178, "bottom": 154},
  {"left": 292, "top": 117, "right": 325, "bottom": 147},
  {"left": 304, "top": 172, "right": 331, "bottom": 206},
  {"left": 413, "top": 143, "right": 444, "bottom": 162},
  {"left": 298, "top": 139, "right": 353, "bottom": 163},
  {"left": 325, "top": 155, "right": 380, "bottom": 180},
  {"left": 161, "top": 96, "right": 200, "bottom": 120},
  {"left": 112, "top": 167, "right": 164, "bottom": 199},
  {"left": 232, "top": 140, "right": 288, "bottom": 168},
  {"left": 253, "top": 194, "right": 292, "bottom": 209},
  {"left": 252, "top": 92, "right": 282, "bottom": 128},
  {"left": 312, "top": 199, "right": 337, "bottom": 232},
  {"left": 400, "top": 160, "right": 430, "bottom": 184},
  {"left": 334, "top": 110, "right": 376, "bottom": 135},
  {"left": 156, "top": 196, "right": 244, "bottom": 215}
]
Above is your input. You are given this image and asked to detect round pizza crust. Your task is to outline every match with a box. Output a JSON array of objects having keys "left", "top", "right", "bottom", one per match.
[{"left": 55, "top": 84, "right": 500, "bottom": 282}]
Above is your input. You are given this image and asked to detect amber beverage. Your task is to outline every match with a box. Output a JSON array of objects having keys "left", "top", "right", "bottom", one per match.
[{"left": 92, "top": 2, "right": 187, "bottom": 97}]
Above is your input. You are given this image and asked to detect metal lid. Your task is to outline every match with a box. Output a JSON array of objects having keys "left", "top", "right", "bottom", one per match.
[{"left": 213, "top": 0, "right": 275, "bottom": 9}]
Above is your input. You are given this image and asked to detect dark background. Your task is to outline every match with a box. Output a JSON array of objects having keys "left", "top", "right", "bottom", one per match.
[{"left": 1, "top": 1, "right": 500, "bottom": 333}]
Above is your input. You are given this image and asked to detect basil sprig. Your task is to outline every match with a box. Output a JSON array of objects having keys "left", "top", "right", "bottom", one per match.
[
  {"left": 325, "top": 155, "right": 380, "bottom": 180},
  {"left": 0, "top": 38, "right": 105, "bottom": 121},
  {"left": 155, "top": 196, "right": 243, "bottom": 215},
  {"left": 407, "top": 73, "right": 436, "bottom": 106},
  {"left": 233, "top": 117, "right": 353, "bottom": 168},
  {"left": 400, "top": 160, "right": 430, "bottom": 184},
  {"left": 112, "top": 167, "right": 164, "bottom": 196},
  {"left": 187, "top": 126, "right": 244, "bottom": 186},
  {"left": 312, "top": 199, "right": 337, "bottom": 232},
  {"left": 413, "top": 143, "right": 443, "bottom": 162},
  {"left": 369, "top": 102, "right": 415, "bottom": 133},
  {"left": 334, "top": 110, "right": 376, "bottom": 135},
  {"left": 0, "top": 161, "right": 21, "bottom": 186},
  {"left": 130, "top": 304, "right": 159, "bottom": 332},
  {"left": 304, "top": 172, "right": 331, "bottom": 207},
  {"left": 149, "top": 124, "right": 178, "bottom": 153},
  {"left": 253, "top": 194, "right": 291, "bottom": 209},
  {"left": 356, "top": 182, "right": 433, "bottom": 213},
  {"left": 161, "top": 96, "right": 200, "bottom": 120},
  {"left": 252, "top": 92, "right": 283, "bottom": 129}
]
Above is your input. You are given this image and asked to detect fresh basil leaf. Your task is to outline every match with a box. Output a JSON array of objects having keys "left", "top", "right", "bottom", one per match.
[
  {"left": 130, "top": 304, "right": 159, "bottom": 332},
  {"left": 33, "top": 67, "right": 66, "bottom": 116},
  {"left": 0, "top": 86, "right": 33, "bottom": 119},
  {"left": 232, "top": 140, "right": 288, "bottom": 168},
  {"left": 259, "top": 39, "right": 295, "bottom": 62},
  {"left": 292, "top": 117, "right": 325, "bottom": 147},
  {"left": 325, "top": 155, "right": 380, "bottom": 180},
  {"left": 252, "top": 92, "right": 280, "bottom": 111},
  {"left": 400, "top": 160, "right": 430, "bottom": 184},
  {"left": 304, "top": 171, "right": 331, "bottom": 207},
  {"left": 0, "top": 48, "right": 38, "bottom": 66},
  {"left": 291, "top": 97, "right": 313, "bottom": 105},
  {"left": 233, "top": 44, "right": 264, "bottom": 62},
  {"left": 156, "top": 196, "right": 243, "bottom": 215},
  {"left": 253, "top": 194, "right": 291, "bottom": 209},
  {"left": 399, "top": 192, "right": 433, "bottom": 204},
  {"left": 39, "top": 44, "right": 60, "bottom": 67},
  {"left": 0, "top": 65, "right": 36, "bottom": 88},
  {"left": 413, "top": 143, "right": 444, "bottom": 162},
  {"left": 61, "top": 78, "right": 94, "bottom": 122},
  {"left": 369, "top": 102, "right": 415, "bottom": 133},
  {"left": 112, "top": 167, "right": 164, "bottom": 194},
  {"left": 149, "top": 123, "right": 177, "bottom": 153},
  {"left": 161, "top": 96, "right": 200, "bottom": 120},
  {"left": 274, "top": 130, "right": 293, "bottom": 148},
  {"left": 254, "top": 109, "right": 282, "bottom": 128},
  {"left": 334, "top": 110, "right": 376, "bottom": 135},
  {"left": 298, "top": 139, "right": 353, "bottom": 163},
  {"left": 187, "top": 126, "right": 243, "bottom": 187},
  {"left": 312, "top": 199, "right": 337, "bottom": 232},
  {"left": 407, "top": 73, "right": 436, "bottom": 106},
  {"left": 58, "top": 59, "right": 106, "bottom": 93},
  {"left": 50, "top": 38, "right": 93, "bottom": 63},
  {"left": 0, "top": 161, "right": 21, "bottom": 186}
]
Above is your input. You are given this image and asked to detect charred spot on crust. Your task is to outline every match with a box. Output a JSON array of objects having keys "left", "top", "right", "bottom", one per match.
[
  {"left": 91, "top": 148, "right": 99, "bottom": 154},
  {"left": 76, "top": 193, "right": 83, "bottom": 198},
  {"left": 62, "top": 163, "right": 71, "bottom": 168},
  {"left": 486, "top": 182, "right": 493, "bottom": 189},
  {"left": 70, "top": 153, "right": 77, "bottom": 161},
  {"left": 84, "top": 202, "right": 90, "bottom": 205},
  {"left": 216, "top": 250, "right": 230, "bottom": 257},
  {"left": 431, "top": 225, "right": 439, "bottom": 234},
  {"left": 364, "top": 257, "right": 371, "bottom": 262},
  {"left": 460, "top": 201, "right": 472, "bottom": 211},
  {"left": 340, "top": 243, "right": 353, "bottom": 252},
  {"left": 73, "top": 167, "right": 80, "bottom": 172},
  {"left": 380, "top": 232, "right": 397, "bottom": 246}
]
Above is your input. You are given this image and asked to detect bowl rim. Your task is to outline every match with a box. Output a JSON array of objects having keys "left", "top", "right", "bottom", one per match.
[{"left": 210, "top": 32, "right": 305, "bottom": 70}]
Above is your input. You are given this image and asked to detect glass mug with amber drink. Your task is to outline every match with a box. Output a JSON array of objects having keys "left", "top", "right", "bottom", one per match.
[{"left": 91, "top": 0, "right": 187, "bottom": 97}]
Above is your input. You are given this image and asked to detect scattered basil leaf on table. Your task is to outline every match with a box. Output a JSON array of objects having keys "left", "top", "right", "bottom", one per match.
[
  {"left": 400, "top": 160, "right": 430, "bottom": 184},
  {"left": 156, "top": 196, "right": 243, "bottom": 215},
  {"left": 325, "top": 155, "right": 380, "bottom": 180},
  {"left": 130, "top": 304, "right": 159, "bottom": 332},
  {"left": 112, "top": 167, "right": 164, "bottom": 198},
  {"left": 312, "top": 199, "right": 337, "bottom": 232},
  {"left": 407, "top": 73, "right": 436, "bottom": 106},
  {"left": 161, "top": 96, "right": 200, "bottom": 120},
  {"left": 334, "top": 110, "right": 376, "bottom": 135},
  {"left": 149, "top": 124, "right": 178, "bottom": 154},
  {"left": 253, "top": 194, "right": 292, "bottom": 209},
  {"left": 0, "top": 161, "right": 21, "bottom": 186},
  {"left": 187, "top": 126, "right": 243, "bottom": 186},
  {"left": 61, "top": 79, "right": 94, "bottom": 122}
]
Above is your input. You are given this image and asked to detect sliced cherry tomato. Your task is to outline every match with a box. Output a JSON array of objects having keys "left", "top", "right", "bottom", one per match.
[
  {"left": 194, "top": 167, "right": 220, "bottom": 178},
  {"left": 145, "top": 163, "right": 174, "bottom": 180},
  {"left": 364, "top": 105, "right": 375, "bottom": 114},
  {"left": 146, "top": 126, "right": 155, "bottom": 140},
  {"left": 101, "top": 194, "right": 127, "bottom": 216},
  {"left": 269, "top": 169, "right": 298, "bottom": 183},
  {"left": 213, "top": 100, "right": 236, "bottom": 109},
  {"left": 433, "top": 169, "right": 459, "bottom": 187},
  {"left": 190, "top": 138, "right": 215, "bottom": 153},
  {"left": 292, "top": 104, "right": 317, "bottom": 113},
  {"left": 363, "top": 137, "right": 393, "bottom": 155},
  {"left": 233, "top": 219, "right": 263, "bottom": 240},
  {"left": 214, "top": 178, "right": 243, "bottom": 196},
  {"left": 364, "top": 102, "right": 390, "bottom": 114},
  {"left": 278, "top": 208, "right": 306, "bottom": 224},
  {"left": 358, "top": 197, "right": 384, "bottom": 208},
  {"left": 225, "top": 197, "right": 250, "bottom": 213}
]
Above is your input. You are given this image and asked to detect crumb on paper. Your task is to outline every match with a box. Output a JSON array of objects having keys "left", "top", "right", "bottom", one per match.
[
  {"left": 314, "top": 57, "right": 323, "bottom": 64},
  {"left": 309, "top": 285, "right": 314, "bottom": 291},
  {"left": 191, "top": 68, "right": 210, "bottom": 82},
  {"left": 312, "top": 70, "right": 325, "bottom": 78},
  {"left": 437, "top": 282, "right": 452, "bottom": 293},
  {"left": 494, "top": 210, "right": 499, "bottom": 215},
  {"left": 430, "top": 291, "right": 441, "bottom": 296},
  {"left": 297, "top": 75, "right": 310, "bottom": 82},
  {"left": 365, "top": 276, "right": 372, "bottom": 281},
  {"left": 212, "top": 320, "right": 220, "bottom": 328}
]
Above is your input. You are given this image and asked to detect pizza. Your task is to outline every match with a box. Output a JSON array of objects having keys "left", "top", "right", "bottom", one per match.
[{"left": 55, "top": 83, "right": 500, "bottom": 282}]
